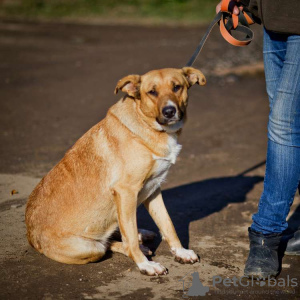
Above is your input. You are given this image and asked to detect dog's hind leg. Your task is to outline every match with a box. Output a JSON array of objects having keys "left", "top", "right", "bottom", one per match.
[
  {"left": 41, "top": 235, "right": 107, "bottom": 264},
  {"left": 138, "top": 229, "right": 157, "bottom": 243},
  {"left": 109, "top": 241, "right": 152, "bottom": 256},
  {"left": 109, "top": 241, "right": 126, "bottom": 255},
  {"left": 112, "top": 228, "right": 157, "bottom": 243}
]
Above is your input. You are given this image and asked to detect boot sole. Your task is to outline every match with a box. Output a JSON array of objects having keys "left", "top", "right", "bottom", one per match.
[
  {"left": 244, "top": 271, "right": 279, "bottom": 280},
  {"left": 285, "top": 251, "right": 300, "bottom": 256}
]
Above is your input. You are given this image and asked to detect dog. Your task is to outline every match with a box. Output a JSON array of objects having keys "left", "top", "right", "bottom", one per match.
[{"left": 25, "top": 67, "right": 206, "bottom": 276}]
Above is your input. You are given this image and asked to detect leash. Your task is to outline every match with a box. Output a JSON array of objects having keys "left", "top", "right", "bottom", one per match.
[{"left": 186, "top": 0, "right": 255, "bottom": 67}]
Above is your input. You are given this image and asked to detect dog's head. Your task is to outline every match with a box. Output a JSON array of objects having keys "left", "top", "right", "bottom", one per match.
[{"left": 115, "top": 67, "right": 206, "bottom": 133}]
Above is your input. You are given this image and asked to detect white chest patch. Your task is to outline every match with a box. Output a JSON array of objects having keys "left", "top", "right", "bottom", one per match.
[{"left": 138, "top": 135, "right": 182, "bottom": 203}]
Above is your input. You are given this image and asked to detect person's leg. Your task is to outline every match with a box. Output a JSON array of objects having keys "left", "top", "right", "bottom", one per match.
[
  {"left": 251, "top": 141, "right": 300, "bottom": 234},
  {"left": 245, "top": 29, "right": 300, "bottom": 278},
  {"left": 251, "top": 31, "right": 300, "bottom": 234}
]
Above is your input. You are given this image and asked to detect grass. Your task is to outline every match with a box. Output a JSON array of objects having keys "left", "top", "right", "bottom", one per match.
[{"left": 0, "top": 0, "right": 218, "bottom": 24}]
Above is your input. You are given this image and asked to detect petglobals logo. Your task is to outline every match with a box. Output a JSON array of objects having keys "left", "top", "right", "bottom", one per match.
[
  {"left": 178, "top": 272, "right": 298, "bottom": 298},
  {"left": 212, "top": 275, "right": 298, "bottom": 288},
  {"left": 179, "top": 272, "right": 209, "bottom": 297}
]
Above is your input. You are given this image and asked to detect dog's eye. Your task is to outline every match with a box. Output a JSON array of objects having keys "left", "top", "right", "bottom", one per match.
[
  {"left": 173, "top": 85, "right": 182, "bottom": 93},
  {"left": 148, "top": 89, "right": 158, "bottom": 97}
]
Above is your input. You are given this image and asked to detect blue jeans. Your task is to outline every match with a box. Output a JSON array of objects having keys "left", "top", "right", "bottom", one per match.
[{"left": 251, "top": 28, "right": 300, "bottom": 235}]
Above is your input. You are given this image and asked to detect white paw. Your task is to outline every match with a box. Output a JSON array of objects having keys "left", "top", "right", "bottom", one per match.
[
  {"left": 138, "top": 229, "right": 157, "bottom": 242},
  {"left": 137, "top": 260, "right": 168, "bottom": 276},
  {"left": 171, "top": 247, "right": 199, "bottom": 264}
]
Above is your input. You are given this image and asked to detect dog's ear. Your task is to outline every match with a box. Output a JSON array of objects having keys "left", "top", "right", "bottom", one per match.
[
  {"left": 114, "top": 74, "right": 141, "bottom": 98},
  {"left": 182, "top": 67, "right": 206, "bottom": 88}
]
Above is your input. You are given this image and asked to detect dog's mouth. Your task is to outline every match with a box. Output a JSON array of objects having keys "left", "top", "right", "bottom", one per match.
[
  {"left": 156, "top": 117, "right": 184, "bottom": 133},
  {"left": 156, "top": 112, "right": 184, "bottom": 126},
  {"left": 156, "top": 117, "right": 181, "bottom": 126}
]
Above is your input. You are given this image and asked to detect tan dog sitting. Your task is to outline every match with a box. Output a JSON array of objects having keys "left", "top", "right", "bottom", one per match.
[{"left": 26, "top": 67, "right": 206, "bottom": 276}]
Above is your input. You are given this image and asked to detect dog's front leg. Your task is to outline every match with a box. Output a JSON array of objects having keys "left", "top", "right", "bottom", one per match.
[
  {"left": 113, "top": 185, "right": 168, "bottom": 276},
  {"left": 144, "top": 189, "right": 199, "bottom": 264}
]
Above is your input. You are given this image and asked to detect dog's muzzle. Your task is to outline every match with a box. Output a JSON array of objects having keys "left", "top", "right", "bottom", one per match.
[
  {"left": 157, "top": 104, "right": 183, "bottom": 126},
  {"left": 162, "top": 106, "right": 176, "bottom": 119}
]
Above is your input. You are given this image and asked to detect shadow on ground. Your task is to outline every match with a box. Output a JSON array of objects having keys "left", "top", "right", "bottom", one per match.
[{"left": 138, "top": 173, "right": 264, "bottom": 251}]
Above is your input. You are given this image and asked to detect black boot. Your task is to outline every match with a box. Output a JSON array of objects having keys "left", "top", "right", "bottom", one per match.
[
  {"left": 285, "top": 229, "right": 300, "bottom": 255},
  {"left": 244, "top": 228, "right": 282, "bottom": 279}
]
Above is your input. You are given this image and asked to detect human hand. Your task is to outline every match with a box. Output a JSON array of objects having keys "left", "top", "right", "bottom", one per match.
[{"left": 216, "top": 0, "right": 242, "bottom": 15}]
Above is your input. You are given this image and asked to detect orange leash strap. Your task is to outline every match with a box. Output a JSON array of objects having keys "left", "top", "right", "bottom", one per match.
[{"left": 186, "top": 0, "right": 255, "bottom": 67}]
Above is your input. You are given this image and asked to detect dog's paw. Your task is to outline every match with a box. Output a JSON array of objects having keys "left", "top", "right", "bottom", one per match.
[
  {"left": 171, "top": 247, "right": 199, "bottom": 264},
  {"left": 138, "top": 260, "right": 168, "bottom": 276},
  {"left": 138, "top": 229, "right": 157, "bottom": 243},
  {"left": 140, "top": 244, "right": 152, "bottom": 256}
]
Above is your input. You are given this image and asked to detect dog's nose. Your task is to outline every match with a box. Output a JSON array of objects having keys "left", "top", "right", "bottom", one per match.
[{"left": 162, "top": 106, "right": 176, "bottom": 119}]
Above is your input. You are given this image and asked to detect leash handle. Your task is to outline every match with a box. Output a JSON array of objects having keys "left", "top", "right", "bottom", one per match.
[
  {"left": 219, "top": 0, "right": 254, "bottom": 47},
  {"left": 185, "top": 0, "right": 255, "bottom": 67}
]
